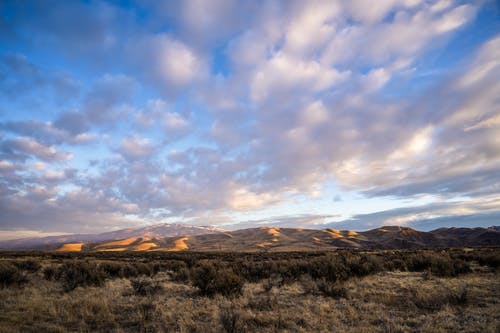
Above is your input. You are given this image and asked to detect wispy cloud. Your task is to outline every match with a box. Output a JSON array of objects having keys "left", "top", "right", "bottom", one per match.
[{"left": 0, "top": 0, "right": 498, "bottom": 235}]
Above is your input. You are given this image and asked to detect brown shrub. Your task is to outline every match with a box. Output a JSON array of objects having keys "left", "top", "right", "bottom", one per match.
[
  {"left": 131, "top": 277, "right": 163, "bottom": 296},
  {"left": 12, "top": 259, "right": 41, "bottom": 272},
  {"left": 219, "top": 302, "right": 246, "bottom": 333},
  {"left": 191, "top": 262, "right": 244, "bottom": 297},
  {"left": 411, "top": 284, "right": 468, "bottom": 310},
  {"left": 56, "top": 261, "right": 106, "bottom": 292},
  {"left": 0, "top": 262, "right": 28, "bottom": 288},
  {"left": 42, "top": 265, "right": 57, "bottom": 280},
  {"left": 315, "top": 279, "right": 349, "bottom": 299}
]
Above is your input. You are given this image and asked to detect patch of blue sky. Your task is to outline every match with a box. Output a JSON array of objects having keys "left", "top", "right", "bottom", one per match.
[
  {"left": 383, "top": 4, "right": 499, "bottom": 99},
  {"left": 227, "top": 179, "right": 442, "bottom": 228},
  {"left": 211, "top": 45, "right": 230, "bottom": 77},
  {"left": 66, "top": 149, "right": 109, "bottom": 176}
]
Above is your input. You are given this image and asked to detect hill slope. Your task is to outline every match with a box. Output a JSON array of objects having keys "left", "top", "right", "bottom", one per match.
[
  {"left": 1, "top": 225, "right": 499, "bottom": 251},
  {"left": 153, "top": 226, "right": 499, "bottom": 252},
  {"left": 0, "top": 224, "right": 223, "bottom": 250}
]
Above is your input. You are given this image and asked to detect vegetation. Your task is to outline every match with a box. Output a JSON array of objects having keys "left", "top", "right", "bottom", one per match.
[
  {"left": 0, "top": 247, "right": 498, "bottom": 332},
  {"left": 130, "top": 277, "right": 163, "bottom": 296},
  {"left": 191, "top": 261, "right": 244, "bottom": 297},
  {"left": 0, "top": 262, "right": 27, "bottom": 288}
]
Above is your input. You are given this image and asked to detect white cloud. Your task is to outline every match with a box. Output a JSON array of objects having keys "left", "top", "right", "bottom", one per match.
[
  {"left": 158, "top": 39, "right": 200, "bottom": 85},
  {"left": 11, "top": 137, "right": 72, "bottom": 162},
  {"left": 134, "top": 99, "right": 190, "bottom": 140},
  {"left": 328, "top": 196, "right": 500, "bottom": 231},
  {"left": 346, "top": 0, "right": 422, "bottom": 24},
  {"left": 321, "top": 2, "right": 477, "bottom": 68},
  {"left": 389, "top": 126, "right": 434, "bottom": 160},
  {"left": 133, "top": 34, "right": 206, "bottom": 91},
  {"left": 251, "top": 52, "right": 349, "bottom": 103},
  {"left": 284, "top": 1, "right": 340, "bottom": 56},
  {"left": 1, "top": 0, "right": 497, "bottom": 235},
  {"left": 119, "top": 135, "right": 154, "bottom": 160},
  {"left": 434, "top": 4, "right": 475, "bottom": 33},
  {"left": 226, "top": 187, "right": 278, "bottom": 210},
  {"left": 163, "top": 112, "right": 189, "bottom": 131}
]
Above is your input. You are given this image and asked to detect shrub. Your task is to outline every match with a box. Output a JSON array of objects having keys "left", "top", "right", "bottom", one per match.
[
  {"left": 262, "top": 273, "right": 284, "bottom": 292},
  {"left": 56, "top": 261, "right": 106, "bottom": 292},
  {"left": 237, "top": 259, "right": 274, "bottom": 282},
  {"left": 300, "top": 274, "right": 319, "bottom": 295},
  {"left": 429, "top": 255, "right": 455, "bottom": 277},
  {"left": 412, "top": 284, "right": 468, "bottom": 310},
  {"left": 219, "top": 302, "right": 245, "bottom": 333},
  {"left": 309, "top": 255, "right": 347, "bottom": 282},
  {"left": 476, "top": 253, "right": 500, "bottom": 269},
  {"left": 120, "top": 264, "right": 139, "bottom": 278},
  {"left": 162, "top": 260, "right": 187, "bottom": 272},
  {"left": 246, "top": 295, "right": 278, "bottom": 312},
  {"left": 405, "top": 253, "right": 433, "bottom": 272},
  {"left": 191, "top": 262, "right": 244, "bottom": 297},
  {"left": 100, "top": 262, "right": 123, "bottom": 278},
  {"left": 0, "top": 262, "right": 28, "bottom": 288},
  {"left": 171, "top": 266, "right": 190, "bottom": 283},
  {"left": 386, "top": 258, "right": 407, "bottom": 271},
  {"left": 43, "top": 265, "right": 57, "bottom": 280},
  {"left": 315, "top": 279, "right": 349, "bottom": 299},
  {"left": 405, "top": 253, "right": 471, "bottom": 277},
  {"left": 138, "top": 300, "right": 157, "bottom": 322},
  {"left": 346, "top": 254, "right": 384, "bottom": 277},
  {"left": 452, "top": 259, "right": 472, "bottom": 275},
  {"left": 131, "top": 277, "right": 163, "bottom": 296},
  {"left": 430, "top": 256, "right": 471, "bottom": 277},
  {"left": 134, "top": 262, "right": 155, "bottom": 277},
  {"left": 13, "top": 259, "right": 41, "bottom": 272}
]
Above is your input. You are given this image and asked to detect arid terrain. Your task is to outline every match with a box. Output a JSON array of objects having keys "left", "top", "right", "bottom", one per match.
[
  {"left": 0, "top": 247, "right": 499, "bottom": 332},
  {"left": 1, "top": 224, "right": 499, "bottom": 252}
]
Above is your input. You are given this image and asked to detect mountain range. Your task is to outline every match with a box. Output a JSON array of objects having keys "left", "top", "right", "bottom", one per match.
[{"left": 0, "top": 224, "right": 499, "bottom": 251}]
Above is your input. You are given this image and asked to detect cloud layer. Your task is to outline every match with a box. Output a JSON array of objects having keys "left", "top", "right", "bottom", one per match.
[{"left": 0, "top": 0, "right": 499, "bottom": 237}]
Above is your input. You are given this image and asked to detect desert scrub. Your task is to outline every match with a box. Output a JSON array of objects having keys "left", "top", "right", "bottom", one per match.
[
  {"left": 131, "top": 277, "right": 163, "bottom": 296},
  {"left": 0, "top": 250, "right": 498, "bottom": 333},
  {"left": 219, "top": 301, "right": 248, "bottom": 333},
  {"left": 12, "top": 259, "right": 41, "bottom": 273},
  {"left": 56, "top": 261, "right": 106, "bottom": 291},
  {"left": 99, "top": 261, "right": 124, "bottom": 278},
  {"left": 307, "top": 278, "right": 349, "bottom": 299},
  {"left": 191, "top": 261, "right": 244, "bottom": 297},
  {"left": 0, "top": 262, "right": 28, "bottom": 288},
  {"left": 404, "top": 252, "right": 471, "bottom": 277},
  {"left": 411, "top": 283, "right": 469, "bottom": 310},
  {"left": 171, "top": 265, "right": 190, "bottom": 283},
  {"left": 476, "top": 252, "right": 500, "bottom": 269},
  {"left": 42, "top": 265, "right": 57, "bottom": 280}
]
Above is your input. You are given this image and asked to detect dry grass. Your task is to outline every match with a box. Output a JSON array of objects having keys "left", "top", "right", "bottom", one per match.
[{"left": 0, "top": 250, "right": 498, "bottom": 332}]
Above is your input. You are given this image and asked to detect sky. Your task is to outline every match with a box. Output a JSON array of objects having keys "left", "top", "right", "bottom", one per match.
[{"left": 0, "top": 0, "right": 499, "bottom": 239}]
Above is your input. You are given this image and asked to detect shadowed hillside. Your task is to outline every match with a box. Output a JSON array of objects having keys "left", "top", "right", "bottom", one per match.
[
  {"left": 0, "top": 224, "right": 223, "bottom": 250},
  {"left": 1, "top": 225, "right": 499, "bottom": 252}
]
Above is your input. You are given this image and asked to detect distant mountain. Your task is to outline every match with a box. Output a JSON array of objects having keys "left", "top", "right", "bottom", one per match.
[
  {"left": 161, "top": 226, "right": 500, "bottom": 251},
  {"left": 0, "top": 224, "right": 223, "bottom": 250},
  {"left": 429, "top": 226, "right": 500, "bottom": 247},
  {"left": 0, "top": 225, "right": 499, "bottom": 251}
]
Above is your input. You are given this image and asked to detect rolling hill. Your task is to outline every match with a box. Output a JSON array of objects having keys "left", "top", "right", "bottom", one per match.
[
  {"left": 1, "top": 224, "right": 499, "bottom": 251},
  {"left": 0, "top": 224, "right": 223, "bottom": 250}
]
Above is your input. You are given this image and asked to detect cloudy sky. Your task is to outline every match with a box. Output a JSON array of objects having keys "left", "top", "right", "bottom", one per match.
[{"left": 0, "top": 0, "right": 499, "bottom": 239}]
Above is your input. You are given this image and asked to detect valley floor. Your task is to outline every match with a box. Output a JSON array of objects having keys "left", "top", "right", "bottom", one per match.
[{"left": 0, "top": 249, "right": 498, "bottom": 332}]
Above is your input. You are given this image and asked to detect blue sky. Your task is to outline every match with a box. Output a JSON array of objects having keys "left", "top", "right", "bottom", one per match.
[{"left": 0, "top": 0, "right": 499, "bottom": 239}]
